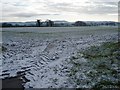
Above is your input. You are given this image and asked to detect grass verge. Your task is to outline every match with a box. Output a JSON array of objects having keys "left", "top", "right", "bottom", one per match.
[{"left": 69, "top": 41, "right": 119, "bottom": 88}]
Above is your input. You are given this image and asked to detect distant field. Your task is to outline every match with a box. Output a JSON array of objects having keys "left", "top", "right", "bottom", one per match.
[
  {"left": 2, "top": 26, "right": 118, "bottom": 41},
  {"left": 2, "top": 26, "right": 118, "bottom": 33}
]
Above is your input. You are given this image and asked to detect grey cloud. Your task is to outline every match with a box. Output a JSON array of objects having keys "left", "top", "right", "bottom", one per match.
[
  {"left": 2, "top": 2, "right": 22, "bottom": 7},
  {"left": 103, "top": 2, "right": 118, "bottom": 6},
  {"left": 49, "top": 2, "right": 72, "bottom": 7},
  {"left": 10, "top": 13, "right": 60, "bottom": 18},
  {"left": 92, "top": 2, "right": 118, "bottom": 7},
  {"left": 44, "top": 1, "right": 117, "bottom": 15},
  {"left": 77, "top": 3, "right": 117, "bottom": 15},
  {"left": 2, "top": 0, "right": 118, "bottom": 21}
]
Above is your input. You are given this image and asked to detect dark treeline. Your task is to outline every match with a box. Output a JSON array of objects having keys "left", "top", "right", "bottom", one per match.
[
  {"left": 2, "top": 23, "right": 13, "bottom": 27},
  {"left": 1, "top": 23, "right": 37, "bottom": 27},
  {"left": 1, "top": 20, "right": 119, "bottom": 27}
]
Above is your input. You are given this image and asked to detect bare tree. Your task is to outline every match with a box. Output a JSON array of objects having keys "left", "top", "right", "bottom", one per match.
[
  {"left": 46, "top": 19, "right": 54, "bottom": 27},
  {"left": 36, "top": 19, "right": 41, "bottom": 27}
]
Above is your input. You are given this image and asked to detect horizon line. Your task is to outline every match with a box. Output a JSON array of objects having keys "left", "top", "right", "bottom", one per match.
[{"left": 1, "top": 20, "right": 119, "bottom": 23}]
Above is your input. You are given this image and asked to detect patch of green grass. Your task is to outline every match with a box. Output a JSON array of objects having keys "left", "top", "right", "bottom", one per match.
[
  {"left": 68, "top": 60, "right": 81, "bottom": 79},
  {"left": 92, "top": 80, "right": 120, "bottom": 89},
  {"left": 81, "top": 42, "right": 119, "bottom": 60},
  {"left": 69, "top": 66, "right": 80, "bottom": 77},
  {"left": 68, "top": 42, "right": 119, "bottom": 88},
  {"left": 82, "top": 42, "right": 119, "bottom": 89},
  {"left": 96, "top": 63, "right": 110, "bottom": 70}
]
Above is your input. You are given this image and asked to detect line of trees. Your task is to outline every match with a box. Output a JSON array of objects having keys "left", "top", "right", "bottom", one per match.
[
  {"left": 74, "top": 21, "right": 87, "bottom": 26},
  {"left": 1, "top": 20, "right": 118, "bottom": 27},
  {"left": 1, "top": 23, "right": 36, "bottom": 27},
  {"left": 36, "top": 20, "right": 87, "bottom": 27},
  {"left": 1, "top": 23, "right": 13, "bottom": 27}
]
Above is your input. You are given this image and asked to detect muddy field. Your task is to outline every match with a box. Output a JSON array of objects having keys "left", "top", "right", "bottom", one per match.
[{"left": 1, "top": 26, "right": 119, "bottom": 89}]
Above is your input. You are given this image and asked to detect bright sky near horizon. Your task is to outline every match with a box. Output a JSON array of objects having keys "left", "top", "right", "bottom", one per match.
[{"left": 1, "top": 0, "right": 119, "bottom": 22}]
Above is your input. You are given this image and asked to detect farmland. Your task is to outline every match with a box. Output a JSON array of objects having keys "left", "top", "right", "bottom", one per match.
[{"left": 1, "top": 26, "right": 119, "bottom": 89}]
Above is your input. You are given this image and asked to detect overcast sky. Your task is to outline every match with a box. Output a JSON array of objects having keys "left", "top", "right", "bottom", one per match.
[{"left": 1, "top": 0, "right": 119, "bottom": 22}]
